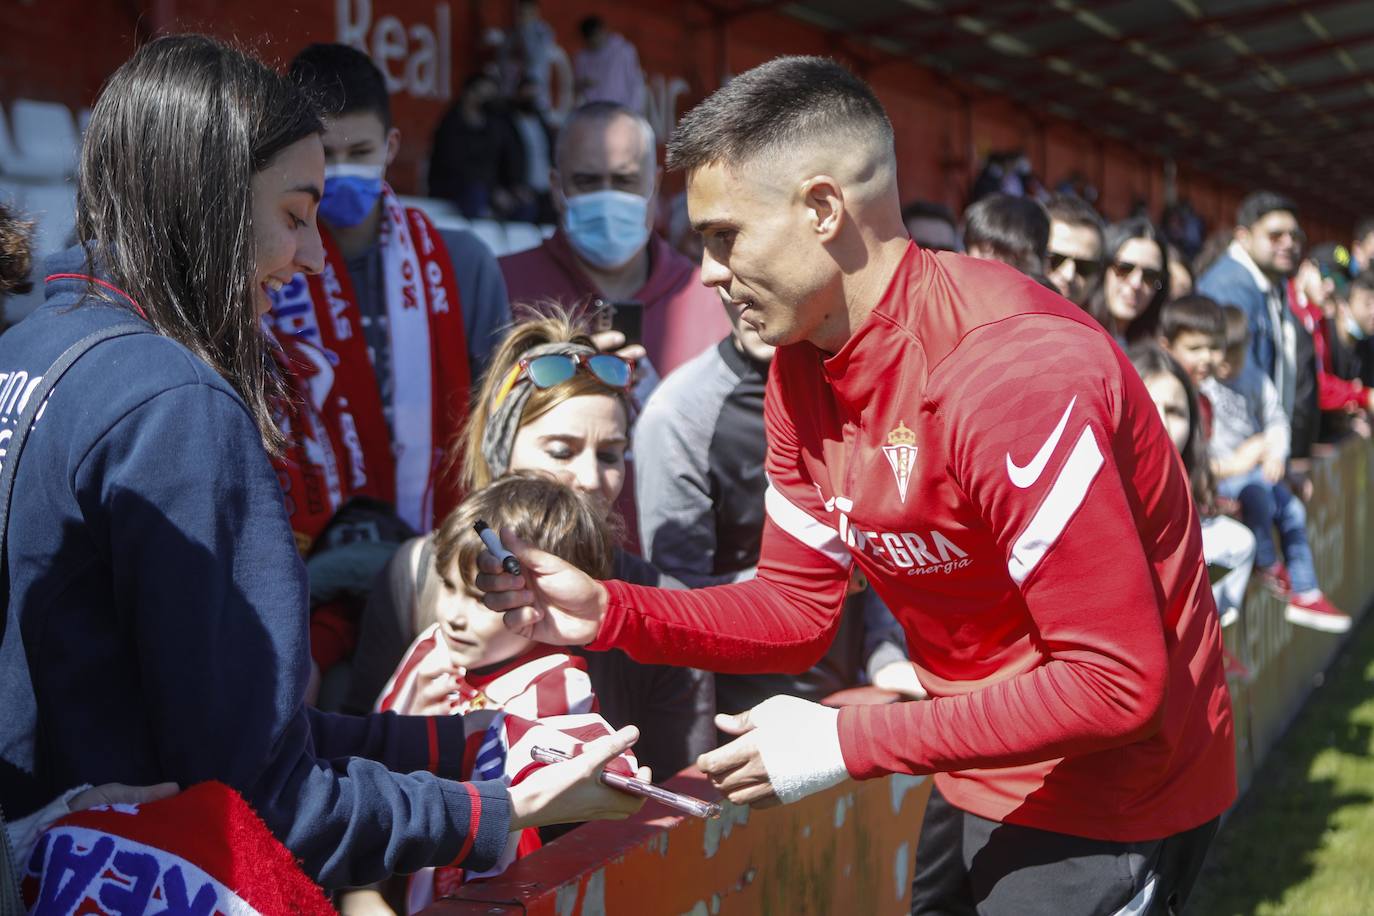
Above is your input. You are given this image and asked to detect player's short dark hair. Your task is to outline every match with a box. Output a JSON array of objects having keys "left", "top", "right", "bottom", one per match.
[
  {"left": 1236, "top": 190, "right": 1296, "bottom": 229},
  {"left": 1220, "top": 304, "right": 1250, "bottom": 349},
  {"left": 1159, "top": 295, "right": 1224, "bottom": 344},
  {"left": 666, "top": 56, "right": 892, "bottom": 174},
  {"left": 962, "top": 193, "right": 1049, "bottom": 275},
  {"left": 290, "top": 43, "right": 391, "bottom": 129},
  {"left": 1355, "top": 215, "right": 1374, "bottom": 244}
]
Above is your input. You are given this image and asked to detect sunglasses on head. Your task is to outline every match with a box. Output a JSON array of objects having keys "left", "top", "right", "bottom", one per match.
[
  {"left": 1109, "top": 260, "right": 1164, "bottom": 291},
  {"left": 493, "top": 352, "right": 635, "bottom": 409},
  {"left": 1047, "top": 251, "right": 1103, "bottom": 279}
]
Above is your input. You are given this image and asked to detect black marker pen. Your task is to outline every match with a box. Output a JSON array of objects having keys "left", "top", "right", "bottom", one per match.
[{"left": 474, "top": 520, "right": 522, "bottom": 576}]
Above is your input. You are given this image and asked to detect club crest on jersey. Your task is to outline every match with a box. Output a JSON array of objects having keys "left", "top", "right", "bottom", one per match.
[{"left": 882, "top": 421, "right": 918, "bottom": 503}]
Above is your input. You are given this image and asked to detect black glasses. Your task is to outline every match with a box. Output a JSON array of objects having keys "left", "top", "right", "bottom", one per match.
[
  {"left": 1047, "top": 252, "right": 1102, "bottom": 279},
  {"left": 493, "top": 353, "right": 635, "bottom": 408},
  {"left": 1109, "top": 260, "right": 1164, "bottom": 291}
]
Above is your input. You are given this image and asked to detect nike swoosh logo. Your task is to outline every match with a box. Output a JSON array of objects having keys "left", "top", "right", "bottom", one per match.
[{"left": 1005, "top": 396, "right": 1077, "bottom": 489}]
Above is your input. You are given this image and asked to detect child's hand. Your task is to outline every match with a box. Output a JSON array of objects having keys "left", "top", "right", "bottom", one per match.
[{"left": 402, "top": 650, "right": 460, "bottom": 716}]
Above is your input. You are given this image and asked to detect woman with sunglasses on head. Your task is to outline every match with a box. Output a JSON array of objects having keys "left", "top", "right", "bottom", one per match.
[
  {"left": 0, "top": 36, "right": 644, "bottom": 893},
  {"left": 347, "top": 306, "right": 714, "bottom": 781},
  {"left": 1090, "top": 216, "right": 1171, "bottom": 344}
]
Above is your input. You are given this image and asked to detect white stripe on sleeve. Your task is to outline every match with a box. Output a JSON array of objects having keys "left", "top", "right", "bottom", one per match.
[
  {"left": 764, "top": 482, "right": 851, "bottom": 569},
  {"left": 1007, "top": 426, "right": 1105, "bottom": 585}
]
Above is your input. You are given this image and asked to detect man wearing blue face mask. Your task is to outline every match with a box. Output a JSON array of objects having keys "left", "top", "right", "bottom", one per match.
[
  {"left": 267, "top": 45, "right": 513, "bottom": 697},
  {"left": 499, "top": 102, "right": 728, "bottom": 381},
  {"left": 273, "top": 44, "right": 512, "bottom": 537}
]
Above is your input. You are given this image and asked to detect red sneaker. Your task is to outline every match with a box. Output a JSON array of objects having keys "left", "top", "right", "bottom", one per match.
[
  {"left": 1261, "top": 562, "right": 1292, "bottom": 595},
  {"left": 1285, "top": 592, "right": 1353, "bottom": 634}
]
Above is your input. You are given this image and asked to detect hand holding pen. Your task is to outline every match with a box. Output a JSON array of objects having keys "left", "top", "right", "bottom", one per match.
[
  {"left": 475, "top": 520, "right": 522, "bottom": 575},
  {"left": 530, "top": 745, "right": 722, "bottom": 819}
]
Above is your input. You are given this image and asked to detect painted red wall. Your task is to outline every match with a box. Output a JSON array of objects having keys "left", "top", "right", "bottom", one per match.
[{"left": 0, "top": 0, "right": 1346, "bottom": 242}]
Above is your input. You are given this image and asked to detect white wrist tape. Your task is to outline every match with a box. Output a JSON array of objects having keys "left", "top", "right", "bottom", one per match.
[{"left": 748, "top": 695, "right": 849, "bottom": 805}]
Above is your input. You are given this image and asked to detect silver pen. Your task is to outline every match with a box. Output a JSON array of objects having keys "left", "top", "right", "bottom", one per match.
[{"left": 529, "top": 745, "right": 722, "bottom": 819}]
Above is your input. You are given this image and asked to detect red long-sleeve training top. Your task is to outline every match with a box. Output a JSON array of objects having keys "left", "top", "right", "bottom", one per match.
[{"left": 593, "top": 243, "right": 1236, "bottom": 841}]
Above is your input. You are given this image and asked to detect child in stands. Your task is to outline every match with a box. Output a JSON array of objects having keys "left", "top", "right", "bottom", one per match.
[
  {"left": 1201, "top": 306, "right": 1351, "bottom": 633},
  {"left": 1130, "top": 340, "right": 1254, "bottom": 678},
  {"left": 348, "top": 472, "right": 632, "bottom": 915}
]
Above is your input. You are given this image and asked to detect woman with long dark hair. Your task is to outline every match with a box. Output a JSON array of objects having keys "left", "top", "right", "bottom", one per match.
[
  {"left": 0, "top": 35, "right": 640, "bottom": 891},
  {"left": 1091, "top": 217, "right": 1171, "bottom": 343}
]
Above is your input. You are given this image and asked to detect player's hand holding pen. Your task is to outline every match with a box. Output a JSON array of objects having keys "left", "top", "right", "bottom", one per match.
[{"left": 473, "top": 522, "right": 610, "bottom": 646}]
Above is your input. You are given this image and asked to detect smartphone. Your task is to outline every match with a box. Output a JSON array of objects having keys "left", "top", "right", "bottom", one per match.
[{"left": 608, "top": 301, "right": 644, "bottom": 346}]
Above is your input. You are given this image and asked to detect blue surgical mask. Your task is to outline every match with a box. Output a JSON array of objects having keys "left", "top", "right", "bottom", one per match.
[
  {"left": 1346, "top": 315, "right": 1367, "bottom": 341},
  {"left": 319, "top": 163, "right": 385, "bottom": 228},
  {"left": 562, "top": 190, "right": 651, "bottom": 269}
]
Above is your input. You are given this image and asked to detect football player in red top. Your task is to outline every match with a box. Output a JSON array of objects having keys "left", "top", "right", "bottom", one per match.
[{"left": 477, "top": 56, "right": 1234, "bottom": 915}]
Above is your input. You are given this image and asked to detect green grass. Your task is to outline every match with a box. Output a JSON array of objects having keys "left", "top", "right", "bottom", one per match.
[{"left": 1190, "top": 613, "right": 1374, "bottom": 916}]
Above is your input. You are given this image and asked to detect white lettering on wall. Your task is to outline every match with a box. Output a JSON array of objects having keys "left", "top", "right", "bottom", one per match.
[{"left": 337, "top": 0, "right": 452, "bottom": 101}]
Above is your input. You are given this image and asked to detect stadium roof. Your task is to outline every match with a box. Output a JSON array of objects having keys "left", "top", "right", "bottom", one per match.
[{"left": 714, "top": 0, "right": 1374, "bottom": 222}]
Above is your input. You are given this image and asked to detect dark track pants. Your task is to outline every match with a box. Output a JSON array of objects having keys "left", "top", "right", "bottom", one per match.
[{"left": 911, "top": 784, "right": 1219, "bottom": 915}]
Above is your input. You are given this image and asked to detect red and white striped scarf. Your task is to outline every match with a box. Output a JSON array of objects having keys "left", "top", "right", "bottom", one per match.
[{"left": 267, "top": 185, "right": 471, "bottom": 532}]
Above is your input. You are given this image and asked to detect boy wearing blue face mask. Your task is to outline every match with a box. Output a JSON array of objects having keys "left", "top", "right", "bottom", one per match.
[
  {"left": 273, "top": 44, "right": 512, "bottom": 539},
  {"left": 498, "top": 102, "right": 728, "bottom": 382}
]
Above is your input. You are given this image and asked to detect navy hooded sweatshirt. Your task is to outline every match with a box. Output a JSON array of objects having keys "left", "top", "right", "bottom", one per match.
[{"left": 0, "top": 251, "right": 510, "bottom": 888}]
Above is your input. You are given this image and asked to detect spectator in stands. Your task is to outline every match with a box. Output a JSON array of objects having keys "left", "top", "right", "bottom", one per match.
[
  {"left": 1196, "top": 192, "right": 1302, "bottom": 425},
  {"left": 1290, "top": 242, "right": 1373, "bottom": 442},
  {"left": 512, "top": 0, "right": 556, "bottom": 110},
  {"left": 1202, "top": 306, "right": 1351, "bottom": 633},
  {"left": 1349, "top": 215, "right": 1374, "bottom": 277},
  {"left": 1130, "top": 342, "right": 1253, "bottom": 680},
  {"left": 0, "top": 34, "right": 640, "bottom": 892},
  {"left": 961, "top": 192, "right": 1049, "bottom": 278},
  {"left": 349, "top": 308, "right": 714, "bottom": 778},
  {"left": 509, "top": 76, "right": 557, "bottom": 223},
  {"left": 1091, "top": 216, "right": 1170, "bottom": 343},
  {"left": 634, "top": 289, "right": 924, "bottom": 712},
  {"left": 287, "top": 44, "right": 510, "bottom": 523},
  {"left": 574, "top": 16, "right": 645, "bottom": 112},
  {"left": 346, "top": 473, "right": 641, "bottom": 914},
  {"left": 902, "top": 200, "right": 960, "bottom": 252},
  {"left": 429, "top": 73, "right": 532, "bottom": 219},
  {"left": 499, "top": 102, "right": 728, "bottom": 381},
  {"left": 277, "top": 46, "right": 514, "bottom": 696},
  {"left": 1044, "top": 193, "right": 1104, "bottom": 308},
  {"left": 1167, "top": 244, "right": 1195, "bottom": 299},
  {"left": 1332, "top": 270, "right": 1374, "bottom": 391},
  {"left": 1152, "top": 300, "right": 1257, "bottom": 631}
]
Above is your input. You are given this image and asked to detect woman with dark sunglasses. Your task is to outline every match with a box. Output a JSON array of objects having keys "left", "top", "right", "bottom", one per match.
[
  {"left": 346, "top": 305, "right": 714, "bottom": 782},
  {"left": 1090, "top": 216, "right": 1172, "bottom": 344}
]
